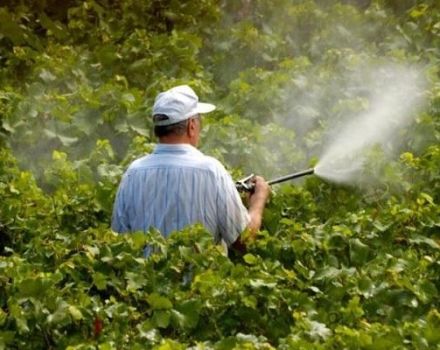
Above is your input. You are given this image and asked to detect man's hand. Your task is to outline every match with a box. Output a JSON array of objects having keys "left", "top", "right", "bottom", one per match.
[{"left": 249, "top": 175, "right": 271, "bottom": 204}]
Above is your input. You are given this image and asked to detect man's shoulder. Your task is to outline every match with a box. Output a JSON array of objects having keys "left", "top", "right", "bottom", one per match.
[
  {"left": 199, "top": 154, "right": 228, "bottom": 175},
  {"left": 123, "top": 150, "right": 228, "bottom": 179},
  {"left": 127, "top": 155, "right": 150, "bottom": 171}
]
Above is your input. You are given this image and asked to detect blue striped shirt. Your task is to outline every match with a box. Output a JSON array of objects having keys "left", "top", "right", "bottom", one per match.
[{"left": 111, "top": 144, "right": 250, "bottom": 246}]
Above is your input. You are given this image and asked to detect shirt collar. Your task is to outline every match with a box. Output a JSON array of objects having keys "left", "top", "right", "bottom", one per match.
[{"left": 153, "top": 143, "right": 202, "bottom": 155}]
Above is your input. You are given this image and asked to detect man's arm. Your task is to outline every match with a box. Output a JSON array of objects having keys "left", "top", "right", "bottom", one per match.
[
  {"left": 111, "top": 175, "right": 131, "bottom": 233},
  {"left": 232, "top": 176, "right": 270, "bottom": 252},
  {"left": 246, "top": 176, "right": 271, "bottom": 238},
  {"left": 212, "top": 158, "right": 270, "bottom": 251}
]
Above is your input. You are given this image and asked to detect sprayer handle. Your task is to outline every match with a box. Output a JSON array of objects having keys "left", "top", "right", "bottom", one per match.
[{"left": 235, "top": 174, "right": 255, "bottom": 193}]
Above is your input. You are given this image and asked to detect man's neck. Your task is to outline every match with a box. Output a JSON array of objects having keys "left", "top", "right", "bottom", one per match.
[{"left": 159, "top": 136, "right": 196, "bottom": 147}]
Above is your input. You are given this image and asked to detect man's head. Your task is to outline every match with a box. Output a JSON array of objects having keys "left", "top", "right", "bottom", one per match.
[{"left": 152, "top": 85, "right": 216, "bottom": 146}]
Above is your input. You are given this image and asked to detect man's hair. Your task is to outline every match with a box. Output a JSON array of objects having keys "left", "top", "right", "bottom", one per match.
[{"left": 153, "top": 114, "right": 188, "bottom": 137}]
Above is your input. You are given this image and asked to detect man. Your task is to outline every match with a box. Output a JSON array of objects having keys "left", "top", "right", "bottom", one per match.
[{"left": 112, "top": 85, "right": 270, "bottom": 253}]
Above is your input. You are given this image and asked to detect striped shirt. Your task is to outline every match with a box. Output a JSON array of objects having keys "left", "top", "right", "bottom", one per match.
[{"left": 111, "top": 144, "right": 250, "bottom": 247}]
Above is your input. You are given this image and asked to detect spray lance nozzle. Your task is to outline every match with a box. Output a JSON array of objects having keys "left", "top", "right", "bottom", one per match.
[{"left": 235, "top": 168, "right": 315, "bottom": 192}]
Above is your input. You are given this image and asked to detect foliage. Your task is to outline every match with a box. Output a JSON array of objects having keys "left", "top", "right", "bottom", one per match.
[{"left": 0, "top": 0, "right": 439, "bottom": 349}]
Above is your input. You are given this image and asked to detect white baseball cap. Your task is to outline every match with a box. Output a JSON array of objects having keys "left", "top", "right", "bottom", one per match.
[{"left": 152, "top": 85, "right": 216, "bottom": 126}]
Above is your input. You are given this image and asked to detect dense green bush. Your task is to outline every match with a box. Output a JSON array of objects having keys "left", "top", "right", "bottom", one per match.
[{"left": 0, "top": 0, "right": 439, "bottom": 349}]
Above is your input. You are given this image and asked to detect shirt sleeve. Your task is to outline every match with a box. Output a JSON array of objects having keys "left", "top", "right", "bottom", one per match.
[
  {"left": 111, "top": 174, "right": 131, "bottom": 233},
  {"left": 215, "top": 166, "right": 250, "bottom": 246}
]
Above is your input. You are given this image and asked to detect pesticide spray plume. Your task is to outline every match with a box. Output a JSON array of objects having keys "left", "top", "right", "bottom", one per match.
[
  {"left": 237, "top": 63, "right": 427, "bottom": 192},
  {"left": 313, "top": 64, "right": 427, "bottom": 186}
]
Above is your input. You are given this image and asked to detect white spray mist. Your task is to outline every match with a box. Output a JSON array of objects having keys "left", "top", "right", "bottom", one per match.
[{"left": 314, "top": 64, "right": 426, "bottom": 185}]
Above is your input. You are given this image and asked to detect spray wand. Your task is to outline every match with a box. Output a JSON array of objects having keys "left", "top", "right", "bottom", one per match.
[{"left": 236, "top": 168, "right": 315, "bottom": 192}]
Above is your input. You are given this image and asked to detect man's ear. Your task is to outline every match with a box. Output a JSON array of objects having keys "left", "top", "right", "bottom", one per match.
[{"left": 187, "top": 118, "right": 196, "bottom": 137}]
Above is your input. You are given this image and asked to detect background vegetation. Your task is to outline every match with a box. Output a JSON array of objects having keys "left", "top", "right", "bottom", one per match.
[{"left": 0, "top": 0, "right": 439, "bottom": 349}]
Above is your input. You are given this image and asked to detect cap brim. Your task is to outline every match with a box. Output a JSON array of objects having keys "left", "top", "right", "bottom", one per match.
[{"left": 194, "top": 102, "right": 216, "bottom": 114}]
